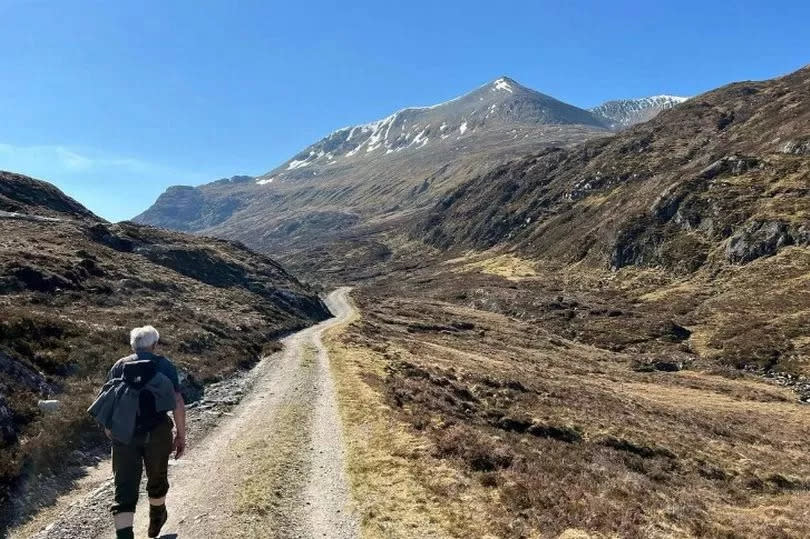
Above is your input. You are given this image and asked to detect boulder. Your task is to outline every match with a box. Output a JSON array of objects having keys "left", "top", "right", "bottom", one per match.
[
  {"left": 633, "top": 352, "right": 693, "bottom": 373},
  {"left": 11, "top": 265, "right": 75, "bottom": 292},
  {"left": 698, "top": 155, "right": 760, "bottom": 180},
  {"left": 37, "top": 399, "right": 62, "bottom": 413},
  {"left": 726, "top": 220, "right": 793, "bottom": 264},
  {"left": 0, "top": 351, "right": 52, "bottom": 394},
  {"left": 178, "top": 370, "right": 204, "bottom": 404},
  {"left": 653, "top": 360, "right": 684, "bottom": 372},
  {"left": 781, "top": 139, "right": 810, "bottom": 155}
]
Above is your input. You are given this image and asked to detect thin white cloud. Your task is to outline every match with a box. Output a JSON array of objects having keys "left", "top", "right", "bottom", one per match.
[
  {"left": 0, "top": 142, "right": 195, "bottom": 179},
  {"left": 0, "top": 142, "right": 210, "bottom": 221}
]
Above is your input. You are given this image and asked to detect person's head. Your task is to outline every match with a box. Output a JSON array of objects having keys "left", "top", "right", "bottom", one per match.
[{"left": 130, "top": 325, "right": 160, "bottom": 353}]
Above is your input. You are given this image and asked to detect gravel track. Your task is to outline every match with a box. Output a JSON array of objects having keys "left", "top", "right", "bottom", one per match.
[{"left": 12, "top": 288, "right": 359, "bottom": 539}]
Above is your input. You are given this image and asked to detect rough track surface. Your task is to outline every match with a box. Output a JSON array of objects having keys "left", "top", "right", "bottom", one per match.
[{"left": 13, "top": 288, "right": 359, "bottom": 539}]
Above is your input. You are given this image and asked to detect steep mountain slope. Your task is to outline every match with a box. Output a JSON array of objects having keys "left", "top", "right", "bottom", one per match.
[
  {"left": 590, "top": 94, "right": 689, "bottom": 129},
  {"left": 422, "top": 67, "right": 809, "bottom": 265},
  {"left": 0, "top": 172, "right": 329, "bottom": 517},
  {"left": 261, "top": 76, "right": 606, "bottom": 177},
  {"left": 419, "top": 64, "right": 810, "bottom": 373},
  {"left": 134, "top": 77, "right": 610, "bottom": 255},
  {"left": 134, "top": 176, "right": 254, "bottom": 232}
]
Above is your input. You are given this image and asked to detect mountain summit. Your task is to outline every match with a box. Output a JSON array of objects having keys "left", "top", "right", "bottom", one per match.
[
  {"left": 256, "top": 76, "right": 607, "bottom": 184},
  {"left": 135, "top": 76, "right": 612, "bottom": 255}
]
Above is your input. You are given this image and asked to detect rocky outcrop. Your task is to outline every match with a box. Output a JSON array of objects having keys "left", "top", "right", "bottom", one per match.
[
  {"left": 0, "top": 350, "right": 53, "bottom": 446},
  {"left": 0, "top": 351, "right": 51, "bottom": 395},
  {"left": 726, "top": 221, "right": 794, "bottom": 263},
  {"left": 0, "top": 171, "right": 97, "bottom": 220},
  {"left": 132, "top": 179, "right": 250, "bottom": 233},
  {"left": 781, "top": 138, "right": 810, "bottom": 155}
]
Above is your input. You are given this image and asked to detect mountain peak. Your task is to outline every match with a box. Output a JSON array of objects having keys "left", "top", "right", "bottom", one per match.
[
  {"left": 251, "top": 77, "right": 607, "bottom": 182},
  {"left": 490, "top": 76, "right": 519, "bottom": 93}
]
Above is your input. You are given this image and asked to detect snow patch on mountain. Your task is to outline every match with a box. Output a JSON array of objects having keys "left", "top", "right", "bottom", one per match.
[
  {"left": 254, "top": 75, "right": 609, "bottom": 185},
  {"left": 493, "top": 78, "right": 514, "bottom": 93},
  {"left": 590, "top": 95, "right": 689, "bottom": 129},
  {"left": 286, "top": 149, "right": 332, "bottom": 170}
]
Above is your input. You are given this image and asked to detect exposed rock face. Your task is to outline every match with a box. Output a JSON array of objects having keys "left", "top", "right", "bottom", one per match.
[
  {"left": 726, "top": 221, "right": 794, "bottom": 264},
  {"left": 782, "top": 138, "right": 810, "bottom": 155},
  {"left": 138, "top": 185, "right": 206, "bottom": 231},
  {"left": 133, "top": 180, "right": 250, "bottom": 232}
]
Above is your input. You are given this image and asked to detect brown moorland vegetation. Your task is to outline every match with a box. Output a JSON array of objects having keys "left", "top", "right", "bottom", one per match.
[
  {"left": 329, "top": 278, "right": 810, "bottom": 538},
  {"left": 0, "top": 172, "right": 328, "bottom": 527},
  {"left": 319, "top": 66, "right": 810, "bottom": 538}
]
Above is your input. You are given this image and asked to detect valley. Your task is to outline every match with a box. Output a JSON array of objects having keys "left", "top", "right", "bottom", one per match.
[
  {"left": 2, "top": 64, "right": 809, "bottom": 538},
  {"left": 213, "top": 66, "right": 809, "bottom": 537}
]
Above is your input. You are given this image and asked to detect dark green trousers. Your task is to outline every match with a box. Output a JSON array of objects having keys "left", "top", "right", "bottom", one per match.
[{"left": 111, "top": 416, "right": 173, "bottom": 514}]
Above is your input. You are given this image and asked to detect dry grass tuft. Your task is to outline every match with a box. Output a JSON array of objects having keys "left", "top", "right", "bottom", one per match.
[
  {"left": 325, "top": 318, "right": 504, "bottom": 539},
  {"left": 454, "top": 254, "right": 538, "bottom": 280}
]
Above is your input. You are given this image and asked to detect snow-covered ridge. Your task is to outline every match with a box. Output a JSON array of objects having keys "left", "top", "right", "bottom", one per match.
[
  {"left": 254, "top": 78, "right": 674, "bottom": 186},
  {"left": 330, "top": 76, "right": 520, "bottom": 134},
  {"left": 254, "top": 77, "right": 536, "bottom": 185},
  {"left": 590, "top": 95, "right": 689, "bottom": 129}
]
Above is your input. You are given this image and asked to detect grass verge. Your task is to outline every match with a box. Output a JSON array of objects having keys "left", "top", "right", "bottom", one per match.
[
  {"left": 227, "top": 345, "right": 318, "bottom": 537},
  {"left": 324, "top": 315, "right": 506, "bottom": 539}
]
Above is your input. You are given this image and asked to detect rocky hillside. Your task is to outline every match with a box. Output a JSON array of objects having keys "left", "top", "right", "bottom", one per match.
[
  {"left": 134, "top": 77, "right": 611, "bottom": 255},
  {"left": 422, "top": 66, "right": 809, "bottom": 266},
  {"left": 419, "top": 64, "right": 810, "bottom": 374},
  {"left": 590, "top": 94, "right": 688, "bottom": 129},
  {"left": 0, "top": 172, "right": 329, "bottom": 516}
]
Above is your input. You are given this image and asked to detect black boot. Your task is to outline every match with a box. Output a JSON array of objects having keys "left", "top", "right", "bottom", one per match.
[
  {"left": 115, "top": 527, "right": 134, "bottom": 539},
  {"left": 148, "top": 504, "right": 168, "bottom": 538}
]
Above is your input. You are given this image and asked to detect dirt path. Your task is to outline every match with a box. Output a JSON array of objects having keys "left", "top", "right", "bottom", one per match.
[{"left": 13, "top": 288, "right": 359, "bottom": 539}]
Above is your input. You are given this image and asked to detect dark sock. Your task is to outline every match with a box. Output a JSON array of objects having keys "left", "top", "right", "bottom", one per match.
[
  {"left": 115, "top": 527, "right": 134, "bottom": 539},
  {"left": 149, "top": 503, "right": 167, "bottom": 516},
  {"left": 148, "top": 504, "right": 168, "bottom": 538}
]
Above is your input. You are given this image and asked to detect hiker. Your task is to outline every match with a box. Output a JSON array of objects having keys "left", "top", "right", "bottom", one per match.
[{"left": 88, "top": 325, "right": 186, "bottom": 539}]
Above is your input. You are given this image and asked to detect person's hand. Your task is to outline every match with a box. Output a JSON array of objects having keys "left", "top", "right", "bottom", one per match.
[
  {"left": 104, "top": 428, "right": 112, "bottom": 440},
  {"left": 173, "top": 433, "right": 186, "bottom": 459}
]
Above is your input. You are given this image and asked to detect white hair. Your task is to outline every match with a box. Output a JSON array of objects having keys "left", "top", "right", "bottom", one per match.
[{"left": 130, "top": 325, "right": 160, "bottom": 351}]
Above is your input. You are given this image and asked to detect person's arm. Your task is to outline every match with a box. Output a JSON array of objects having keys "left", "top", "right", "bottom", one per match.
[{"left": 173, "top": 391, "right": 186, "bottom": 459}]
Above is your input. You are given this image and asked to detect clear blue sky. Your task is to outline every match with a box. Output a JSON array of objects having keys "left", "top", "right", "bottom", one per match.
[{"left": 1, "top": 0, "right": 807, "bottom": 221}]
